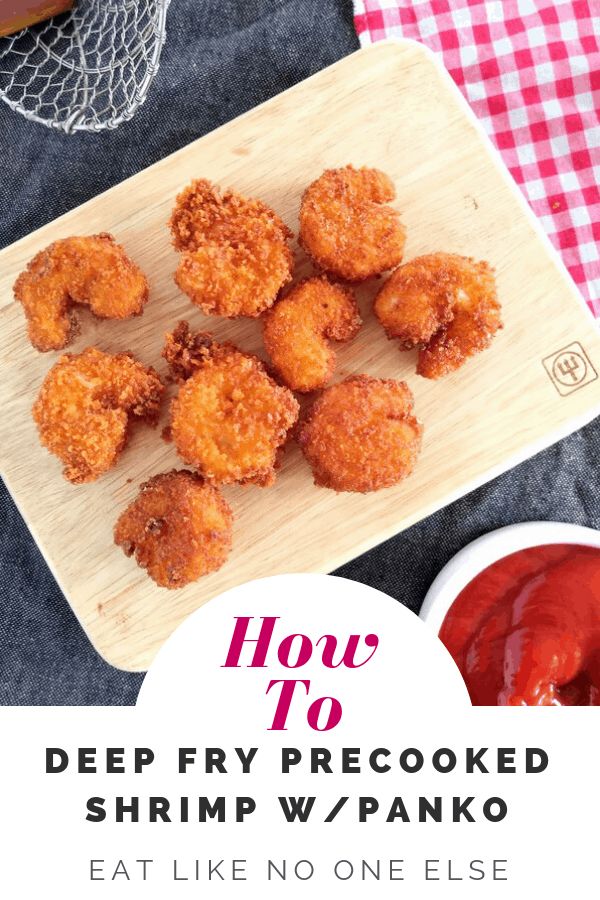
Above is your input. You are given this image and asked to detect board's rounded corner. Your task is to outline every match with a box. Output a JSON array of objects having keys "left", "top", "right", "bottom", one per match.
[
  {"left": 89, "top": 633, "right": 151, "bottom": 675},
  {"left": 359, "top": 35, "right": 440, "bottom": 66}
]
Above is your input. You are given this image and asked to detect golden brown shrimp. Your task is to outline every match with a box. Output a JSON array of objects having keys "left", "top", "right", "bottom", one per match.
[
  {"left": 33, "top": 347, "right": 163, "bottom": 484},
  {"left": 164, "top": 322, "right": 299, "bottom": 486},
  {"left": 262, "top": 276, "right": 362, "bottom": 392},
  {"left": 114, "top": 469, "right": 233, "bottom": 589},
  {"left": 170, "top": 179, "right": 294, "bottom": 317},
  {"left": 298, "top": 374, "right": 423, "bottom": 493},
  {"left": 14, "top": 233, "right": 149, "bottom": 352},
  {"left": 299, "top": 165, "right": 406, "bottom": 281},
  {"left": 374, "top": 252, "right": 502, "bottom": 379}
]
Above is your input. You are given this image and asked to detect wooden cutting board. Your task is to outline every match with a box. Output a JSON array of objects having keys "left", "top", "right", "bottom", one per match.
[{"left": 2, "top": 40, "right": 600, "bottom": 672}]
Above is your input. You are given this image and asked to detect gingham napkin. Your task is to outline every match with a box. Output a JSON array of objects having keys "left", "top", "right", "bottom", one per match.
[{"left": 353, "top": 0, "right": 600, "bottom": 316}]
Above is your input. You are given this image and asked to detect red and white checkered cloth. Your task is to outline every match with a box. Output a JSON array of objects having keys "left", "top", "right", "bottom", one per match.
[{"left": 353, "top": 0, "right": 600, "bottom": 316}]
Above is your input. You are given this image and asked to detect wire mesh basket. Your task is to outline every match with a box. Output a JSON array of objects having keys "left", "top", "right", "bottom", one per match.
[{"left": 0, "top": 0, "right": 171, "bottom": 133}]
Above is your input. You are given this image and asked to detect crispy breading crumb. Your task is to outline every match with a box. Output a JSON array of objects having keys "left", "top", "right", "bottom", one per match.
[{"left": 162, "top": 320, "right": 220, "bottom": 383}]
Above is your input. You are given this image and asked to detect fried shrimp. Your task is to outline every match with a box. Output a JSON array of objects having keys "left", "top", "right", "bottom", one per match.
[
  {"left": 169, "top": 179, "right": 294, "bottom": 317},
  {"left": 374, "top": 252, "right": 502, "bottom": 379},
  {"left": 14, "top": 234, "right": 149, "bottom": 352},
  {"left": 262, "top": 276, "right": 362, "bottom": 392},
  {"left": 33, "top": 348, "right": 163, "bottom": 484},
  {"left": 298, "top": 375, "right": 423, "bottom": 493},
  {"left": 164, "top": 322, "right": 299, "bottom": 486},
  {"left": 114, "top": 469, "right": 233, "bottom": 589},
  {"left": 299, "top": 165, "right": 406, "bottom": 282}
]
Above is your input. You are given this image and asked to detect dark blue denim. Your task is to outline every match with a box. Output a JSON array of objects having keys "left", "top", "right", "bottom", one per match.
[{"left": 1, "top": 0, "right": 598, "bottom": 704}]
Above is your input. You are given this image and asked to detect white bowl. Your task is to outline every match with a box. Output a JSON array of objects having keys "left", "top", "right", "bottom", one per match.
[{"left": 420, "top": 521, "right": 600, "bottom": 635}]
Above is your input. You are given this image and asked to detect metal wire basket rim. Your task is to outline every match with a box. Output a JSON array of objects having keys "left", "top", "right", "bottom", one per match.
[
  {"left": 0, "top": 0, "right": 172, "bottom": 134},
  {"left": 40, "top": 14, "right": 162, "bottom": 75}
]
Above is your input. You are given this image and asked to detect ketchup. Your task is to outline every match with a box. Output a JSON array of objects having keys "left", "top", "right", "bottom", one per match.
[{"left": 438, "top": 544, "right": 600, "bottom": 706}]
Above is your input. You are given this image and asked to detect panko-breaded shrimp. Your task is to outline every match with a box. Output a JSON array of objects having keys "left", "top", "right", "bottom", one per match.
[
  {"left": 374, "top": 252, "right": 502, "bottom": 379},
  {"left": 299, "top": 165, "right": 406, "bottom": 282},
  {"left": 262, "top": 276, "right": 362, "bottom": 392},
  {"left": 14, "top": 234, "right": 149, "bottom": 352},
  {"left": 114, "top": 469, "right": 233, "bottom": 589},
  {"left": 33, "top": 348, "right": 163, "bottom": 484},
  {"left": 164, "top": 322, "right": 299, "bottom": 486},
  {"left": 169, "top": 179, "right": 294, "bottom": 318},
  {"left": 298, "top": 374, "right": 423, "bottom": 493}
]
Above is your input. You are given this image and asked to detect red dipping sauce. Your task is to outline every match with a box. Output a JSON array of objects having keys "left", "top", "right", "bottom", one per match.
[{"left": 439, "top": 544, "right": 600, "bottom": 706}]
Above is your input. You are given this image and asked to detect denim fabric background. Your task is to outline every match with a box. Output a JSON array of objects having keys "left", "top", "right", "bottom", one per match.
[{"left": 1, "top": 0, "right": 598, "bottom": 705}]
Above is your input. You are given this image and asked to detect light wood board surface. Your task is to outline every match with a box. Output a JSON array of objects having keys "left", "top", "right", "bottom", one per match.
[{"left": 1, "top": 40, "right": 600, "bottom": 671}]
